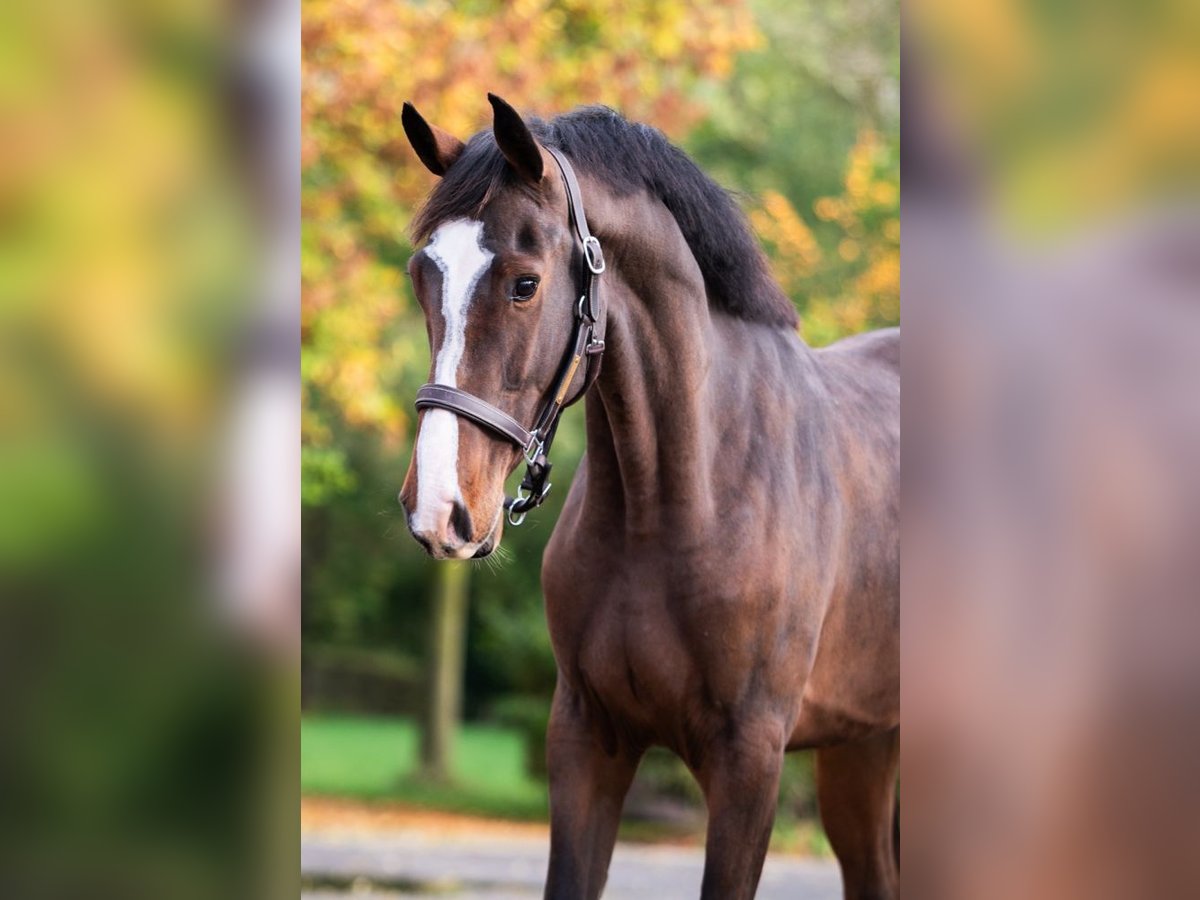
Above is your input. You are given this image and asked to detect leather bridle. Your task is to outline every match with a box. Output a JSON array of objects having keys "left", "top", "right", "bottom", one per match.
[{"left": 414, "top": 146, "right": 607, "bottom": 526}]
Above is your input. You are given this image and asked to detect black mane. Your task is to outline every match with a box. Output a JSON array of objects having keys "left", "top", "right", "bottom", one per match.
[{"left": 410, "top": 106, "right": 798, "bottom": 329}]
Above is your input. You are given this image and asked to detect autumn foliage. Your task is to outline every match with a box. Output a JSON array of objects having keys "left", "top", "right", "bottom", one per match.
[
  {"left": 752, "top": 129, "right": 900, "bottom": 346},
  {"left": 301, "top": 0, "right": 762, "bottom": 475}
]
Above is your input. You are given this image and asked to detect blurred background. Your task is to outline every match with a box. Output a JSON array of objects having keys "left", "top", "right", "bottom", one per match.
[
  {"left": 299, "top": 0, "right": 898, "bottom": 868},
  {"left": 2, "top": 0, "right": 298, "bottom": 898},
  {"left": 904, "top": 0, "right": 1200, "bottom": 897}
]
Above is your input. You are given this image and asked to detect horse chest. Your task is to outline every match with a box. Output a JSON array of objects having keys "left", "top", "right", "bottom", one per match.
[
  {"left": 546, "top": 555, "right": 800, "bottom": 741},
  {"left": 551, "top": 578, "right": 684, "bottom": 705}
]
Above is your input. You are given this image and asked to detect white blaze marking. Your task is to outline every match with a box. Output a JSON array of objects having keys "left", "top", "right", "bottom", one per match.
[{"left": 412, "top": 219, "right": 493, "bottom": 539}]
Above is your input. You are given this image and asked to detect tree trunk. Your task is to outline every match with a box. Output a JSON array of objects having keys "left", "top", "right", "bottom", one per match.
[{"left": 421, "top": 561, "right": 469, "bottom": 782}]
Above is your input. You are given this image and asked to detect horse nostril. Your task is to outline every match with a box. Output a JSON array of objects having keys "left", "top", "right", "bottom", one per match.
[{"left": 449, "top": 501, "right": 474, "bottom": 544}]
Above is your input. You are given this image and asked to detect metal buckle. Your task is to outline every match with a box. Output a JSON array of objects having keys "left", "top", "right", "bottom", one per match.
[
  {"left": 583, "top": 236, "right": 605, "bottom": 274},
  {"left": 522, "top": 432, "right": 544, "bottom": 466}
]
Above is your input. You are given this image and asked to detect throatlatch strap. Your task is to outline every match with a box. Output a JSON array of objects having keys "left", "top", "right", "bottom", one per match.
[{"left": 546, "top": 145, "right": 607, "bottom": 342}]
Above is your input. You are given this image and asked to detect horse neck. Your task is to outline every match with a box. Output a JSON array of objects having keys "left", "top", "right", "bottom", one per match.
[
  {"left": 577, "top": 194, "right": 724, "bottom": 539},
  {"left": 583, "top": 300, "right": 709, "bottom": 538}
]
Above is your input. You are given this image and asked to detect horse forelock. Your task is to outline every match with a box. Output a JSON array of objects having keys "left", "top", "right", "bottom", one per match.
[{"left": 410, "top": 134, "right": 534, "bottom": 244}]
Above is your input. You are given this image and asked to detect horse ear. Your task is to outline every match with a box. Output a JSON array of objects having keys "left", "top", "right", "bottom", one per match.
[
  {"left": 488, "top": 93, "right": 544, "bottom": 183},
  {"left": 401, "top": 102, "right": 465, "bottom": 177}
]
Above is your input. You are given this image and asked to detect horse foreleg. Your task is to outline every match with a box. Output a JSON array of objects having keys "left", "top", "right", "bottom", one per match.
[
  {"left": 816, "top": 727, "right": 900, "bottom": 900},
  {"left": 696, "top": 719, "right": 786, "bottom": 900},
  {"left": 543, "top": 687, "right": 641, "bottom": 900}
]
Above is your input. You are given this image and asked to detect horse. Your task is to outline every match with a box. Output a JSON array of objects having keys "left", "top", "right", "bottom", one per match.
[{"left": 397, "top": 94, "right": 899, "bottom": 900}]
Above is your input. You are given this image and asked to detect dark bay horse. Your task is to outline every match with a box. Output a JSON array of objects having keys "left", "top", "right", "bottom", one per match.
[{"left": 397, "top": 95, "right": 899, "bottom": 900}]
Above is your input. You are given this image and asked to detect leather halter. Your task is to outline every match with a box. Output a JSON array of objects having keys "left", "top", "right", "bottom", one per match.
[{"left": 414, "top": 146, "right": 607, "bottom": 526}]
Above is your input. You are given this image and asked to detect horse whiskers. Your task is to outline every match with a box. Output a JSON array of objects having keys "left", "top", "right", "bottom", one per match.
[{"left": 470, "top": 542, "right": 512, "bottom": 575}]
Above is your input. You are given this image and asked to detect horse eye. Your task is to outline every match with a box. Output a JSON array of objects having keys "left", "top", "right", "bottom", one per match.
[{"left": 511, "top": 275, "right": 540, "bottom": 302}]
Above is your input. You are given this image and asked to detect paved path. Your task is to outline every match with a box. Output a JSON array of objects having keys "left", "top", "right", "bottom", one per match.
[{"left": 302, "top": 831, "right": 841, "bottom": 899}]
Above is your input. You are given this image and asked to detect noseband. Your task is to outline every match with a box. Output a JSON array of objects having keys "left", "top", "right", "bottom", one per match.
[{"left": 414, "top": 147, "right": 607, "bottom": 526}]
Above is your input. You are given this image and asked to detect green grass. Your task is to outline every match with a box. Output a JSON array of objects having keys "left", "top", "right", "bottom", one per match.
[
  {"left": 301, "top": 713, "right": 548, "bottom": 819},
  {"left": 303, "top": 713, "right": 830, "bottom": 855}
]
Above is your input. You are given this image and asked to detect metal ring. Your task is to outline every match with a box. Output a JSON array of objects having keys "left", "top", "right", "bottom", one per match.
[{"left": 507, "top": 486, "right": 531, "bottom": 527}]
